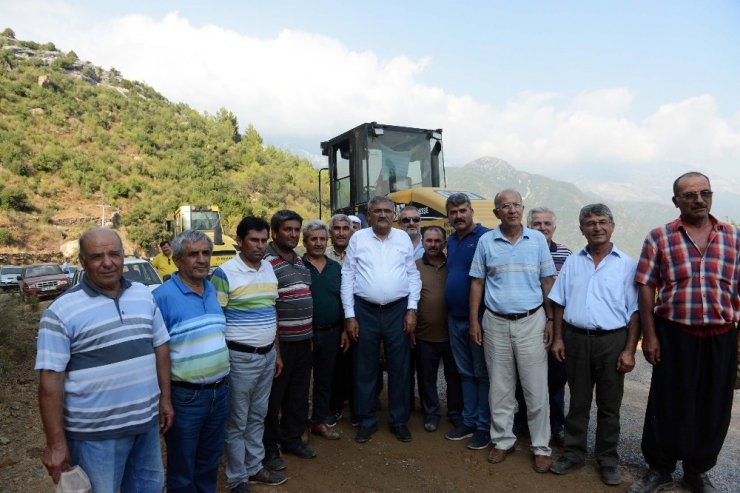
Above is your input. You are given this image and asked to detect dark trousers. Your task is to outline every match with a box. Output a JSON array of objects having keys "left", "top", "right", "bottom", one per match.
[
  {"left": 353, "top": 296, "right": 410, "bottom": 428},
  {"left": 641, "top": 317, "right": 737, "bottom": 475},
  {"left": 311, "top": 325, "right": 341, "bottom": 425},
  {"left": 330, "top": 341, "right": 354, "bottom": 416},
  {"left": 514, "top": 352, "right": 567, "bottom": 434},
  {"left": 416, "top": 339, "right": 463, "bottom": 425},
  {"left": 562, "top": 326, "right": 627, "bottom": 467},
  {"left": 263, "top": 339, "right": 312, "bottom": 454}
]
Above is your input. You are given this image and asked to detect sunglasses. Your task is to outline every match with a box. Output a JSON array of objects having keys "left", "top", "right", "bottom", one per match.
[{"left": 400, "top": 217, "right": 421, "bottom": 224}]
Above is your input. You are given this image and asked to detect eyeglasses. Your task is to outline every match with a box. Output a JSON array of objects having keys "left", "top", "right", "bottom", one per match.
[
  {"left": 496, "top": 202, "right": 523, "bottom": 211},
  {"left": 371, "top": 208, "right": 394, "bottom": 215},
  {"left": 400, "top": 217, "right": 421, "bottom": 224},
  {"left": 676, "top": 190, "right": 713, "bottom": 201},
  {"left": 582, "top": 220, "right": 612, "bottom": 229}
]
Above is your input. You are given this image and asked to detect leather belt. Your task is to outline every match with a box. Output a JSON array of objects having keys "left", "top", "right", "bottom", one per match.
[
  {"left": 489, "top": 304, "right": 542, "bottom": 321},
  {"left": 226, "top": 340, "right": 274, "bottom": 354},
  {"left": 355, "top": 296, "right": 406, "bottom": 310},
  {"left": 171, "top": 379, "right": 227, "bottom": 390},
  {"left": 567, "top": 323, "right": 626, "bottom": 337}
]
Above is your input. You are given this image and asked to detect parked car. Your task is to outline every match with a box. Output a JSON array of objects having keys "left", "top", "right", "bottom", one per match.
[
  {"left": 71, "top": 257, "right": 163, "bottom": 292},
  {"left": 1, "top": 265, "right": 22, "bottom": 291},
  {"left": 18, "top": 263, "right": 70, "bottom": 300},
  {"left": 65, "top": 265, "right": 79, "bottom": 281}
]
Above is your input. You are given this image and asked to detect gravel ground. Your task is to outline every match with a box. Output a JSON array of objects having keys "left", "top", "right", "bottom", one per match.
[{"left": 434, "top": 353, "right": 740, "bottom": 492}]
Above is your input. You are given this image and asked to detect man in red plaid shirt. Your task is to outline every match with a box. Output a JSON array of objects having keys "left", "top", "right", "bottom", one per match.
[{"left": 629, "top": 172, "right": 739, "bottom": 493}]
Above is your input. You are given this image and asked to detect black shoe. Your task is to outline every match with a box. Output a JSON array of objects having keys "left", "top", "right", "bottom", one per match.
[
  {"left": 231, "top": 483, "right": 251, "bottom": 493},
  {"left": 549, "top": 456, "right": 584, "bottom": 475},
  {"left": 326, "top": 411, "right": 342, "bottom": 427},
  {"left": 282, "top": 443, "right": 317, "bottom": 459},
  {"left": 683, "top": 472, "right": 719, "bottom": 493},
  {"left": 354, "top": 425, "right": 377, "bottom": 443},
  {"left": 627, "top": 469, "right": 673, "bottom": 493},
  {"left": 248, "top": 467, "right": 288, "bottom": 486},
  {"left": 466, "top": 429, "right": 490, "bottom": 450},
  {"left": 600, "top": 465, "right": 621, "bottom": 486},
  {"left": 445, "top": 425, "right": 474, "bottom": 441},
  {"left": 424, "top": 419, "right": 439, "bottom": 432},
  {"left": 263, "top": 452, "right": 286, "bottom": 471},
  {"left": 390, "top": 424, "right": 412, "bottom": 442}
]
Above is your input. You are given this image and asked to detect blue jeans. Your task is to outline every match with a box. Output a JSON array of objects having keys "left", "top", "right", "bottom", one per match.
[
  {"left": 225, "top": 347, "right": 276, "bottom": 488},
  {"left": 165, "top": 382, "right": 230, "bottom": 493},
  {"left": 448, "top": 315, "right": 490, "bottom": 431},
  {"left": 67, "top": 420, "right": 164, "bottom": 493},
  {"left": 353, "top": 296, "right": 410, "bottom": 429}
]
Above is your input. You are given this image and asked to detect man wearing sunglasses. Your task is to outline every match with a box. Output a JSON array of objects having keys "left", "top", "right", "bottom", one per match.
[
  {"left": 630, "top": 172, "right": 739, "bottom": 493},
  {"left": 398, "top": 206, "right": 425, "bottom": 261}
]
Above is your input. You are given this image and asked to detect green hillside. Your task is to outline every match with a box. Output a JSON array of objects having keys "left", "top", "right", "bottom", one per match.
[{"left": 0, "top": 29, "right": 326, "bottom": 257}]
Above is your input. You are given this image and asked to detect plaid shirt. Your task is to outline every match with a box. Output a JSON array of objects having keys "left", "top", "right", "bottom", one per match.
[{"left": 635, "top": 215, "right": 740, "bottom": 327}]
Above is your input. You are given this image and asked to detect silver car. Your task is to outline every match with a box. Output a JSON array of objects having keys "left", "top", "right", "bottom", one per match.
[
  {"left": 71, "top": 257, "right": 163, "bottom": 292},
  {"left": 1, "top": 265, "right": 22, "bottom": 291}
]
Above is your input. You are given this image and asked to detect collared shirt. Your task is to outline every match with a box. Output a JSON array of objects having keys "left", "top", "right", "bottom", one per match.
[
  {"left": 416, "top": 254, "right": 449, "bottom": 342},
  {"left": 211, "top": 255, "right": 278, "bottom": 347},
  {"left": 550, "top": 241, "right": 573, "bottom": 277},
  {"left": 303, "top": 254, "right": 343, "bottom": 328},
  {"left": 470, "top": 226, "right": 556, "bottom": 313},
  {"left": 153, "top": 274, "right": 229, "bottom": 384},
  {"left": 549, "top": 244, "right": 638, "bottom": 330},
  {"left": 341, "top": 227, "right": 421, "bottom": 318},
  {"left": 35, "top": 277, "right": 169, "bottom": 440},
  {"left": 412, "top": 241, "right": 424, "bottom": 261},
  {"left": 635, "top": 215, "right": 740, "bottom": 326},
  {"left": 151, "top": 252, "right": 177, "bottom": 278},
  {"left": 326, "top": 246, "right": 346, "bottom": 265},
  {"left": 445, "top": 223, "right": 490, "bottom": 318},
  {"left": 264, "top": 243, "right": 313, "bottom": 341}
]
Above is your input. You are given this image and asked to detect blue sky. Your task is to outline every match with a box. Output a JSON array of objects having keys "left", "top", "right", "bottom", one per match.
[{"left": 2, "top": 0, "right": 739, "bottom": 203}]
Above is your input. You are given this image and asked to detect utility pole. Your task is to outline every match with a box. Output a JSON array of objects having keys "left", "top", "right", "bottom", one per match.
[{"left": 98, "top": 204, "right": 111, "bottom": 227}]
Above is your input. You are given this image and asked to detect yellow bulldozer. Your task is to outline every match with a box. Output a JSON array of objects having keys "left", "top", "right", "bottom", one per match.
[{"left": 165, "top": 205, "right": 237, "bottom": 271}]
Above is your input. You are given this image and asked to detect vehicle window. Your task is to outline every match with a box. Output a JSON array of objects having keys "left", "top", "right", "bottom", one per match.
[
  {"left": 26, "top": 265, "right": 63, "bottom": 278},
  {"left": 2, "top": 266, "right": 21, "bottom": 275},
  {"left": 123, "top": 263, "right": 161, "bottom": 285}
]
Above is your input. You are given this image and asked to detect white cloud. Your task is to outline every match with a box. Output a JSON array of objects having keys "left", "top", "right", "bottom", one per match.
[{"left": 3, "top": 4, "right": 739, "bottom": 191}]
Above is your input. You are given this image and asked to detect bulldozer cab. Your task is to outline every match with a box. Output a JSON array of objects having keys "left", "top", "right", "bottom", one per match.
[{"left": 321, "top": 123, "right": 445, "bottom": 220}]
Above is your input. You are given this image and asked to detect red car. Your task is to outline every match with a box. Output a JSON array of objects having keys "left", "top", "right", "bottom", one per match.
[{"left": 18, "top": 263, "right": 70, "bottom": 300}]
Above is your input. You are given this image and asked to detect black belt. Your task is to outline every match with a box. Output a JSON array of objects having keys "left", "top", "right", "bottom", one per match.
[
  {"left": 226, "top": 340, "right": 274, "bottom": 354},
  {"left": 355, "top": 296, "right": 406, "bottom": 310},
  {"left": 171, "top": 378, "right": 226, "bottom": 390},
  {"left": 567, "top": 323, "right": 626, "bottom": 337},
  {"left": 489, "top": 304, "right": 542, "bottom": 321}
]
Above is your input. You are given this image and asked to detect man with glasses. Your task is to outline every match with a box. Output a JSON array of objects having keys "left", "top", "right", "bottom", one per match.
[
  {"left": 629, "top": 173, "right": 739, "bottom": 493},
  {"left": 151, "top": 240, "right": 177, "bottom": 280},
  {"left": 548, "top": 204, "right": 639, "bottom": 486},
  {"left": 341, "top": 196, "right": 421, "bottom": 444},
  {"left": 398, "top": 206, "right": 424, "bottom": 260},
  {"left": 469, "top": 189, "right": 556, "bottom": 473}
]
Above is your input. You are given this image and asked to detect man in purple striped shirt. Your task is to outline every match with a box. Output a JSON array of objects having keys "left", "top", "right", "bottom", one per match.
[{"left": 629, "top": 172, "right": 739, "bottom": 493}]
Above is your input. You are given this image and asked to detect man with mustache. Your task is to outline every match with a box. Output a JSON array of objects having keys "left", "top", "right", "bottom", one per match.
[
  {"left": 469, "top": 189, "right": 556, "bottom": 473},
  {"left": 443, "top": 193, "right": 491, "bottom": 450},
  {"left": 629, "top": 172, "right": 739, "bottom": 493},
  {"left": 398, "top": 205, "right": 425, "bottom": 260},
  {"left": 415, "top": 226, "right": 463, "bottom": 433},
  {"left": 325, "top": 213, "right": 352, "bottom": 265},
  {"left": 341, "top": 196, "right": 421, "bottom": 444}
]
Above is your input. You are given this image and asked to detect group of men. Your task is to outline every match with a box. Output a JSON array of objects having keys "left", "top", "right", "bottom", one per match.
[{"left": 35, "top": 171, "right": 738, "bottom": 493}]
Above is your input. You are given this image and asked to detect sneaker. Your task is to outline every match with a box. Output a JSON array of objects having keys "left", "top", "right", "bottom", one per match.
[
  {"left": 263, "top": 453, "right": 286, "bottom": 472},
  {"left": 466, "top": 429, "right": 490, "bottom": 450},
  {"left": 600, "top": 465, "right": 622, "bottom": 486},
  {"left": 444, "top": 425, "right": 475, "bottom": 441},
  {"left": 282, "top": 443, "right": 317, "bottom": 459},
  {"left": 326, "top": 411, "right": 342, "bottom": 428},
  {"left": 549, "top": 456, "right": 584, "bottom": 475},
  {"left": 248, "top": 467, "right": 288, "bottom": 486},
  {"left": 627, "top": 469, "right": 673, "bottom": 493},
  {"left": 231, "top": 482, "right": 251, "bottom": 493}
]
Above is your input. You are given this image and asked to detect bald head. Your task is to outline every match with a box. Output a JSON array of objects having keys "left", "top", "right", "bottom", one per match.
[{"left": 79, "top": 227, "right": 123, "bottom": 258}]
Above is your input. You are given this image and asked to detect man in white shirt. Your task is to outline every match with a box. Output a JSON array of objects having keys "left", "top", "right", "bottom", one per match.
[{"left": 341, "top": 196, "right": 421, "bottom": 444}]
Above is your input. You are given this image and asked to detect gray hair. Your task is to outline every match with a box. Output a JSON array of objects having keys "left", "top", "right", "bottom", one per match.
[
  {"left": 527, "top": 207, "right": 557, "bottom": 227},
  {"left": 368, "top": 195, "right": 394, "bottom": 209},
  {"left": 302, "top": 219, "right": 329, "bottom": 240},
  {"left": 579, "top": 203, "right": 614, "bottom": 224},
  {"left": 445, "top": 192, "right": 472, "bottom": 211},
  {"left": 493, "top": 189, "right": 523, "bottom": 208},
  {"left": 79, "top": 227, "right": 123, "bottom": 258},
  {"left": 172, "top": 230, "right": 213, "bottom": 259},
  {"left": 329, "top": 213, "right": 351, "bottom": 229},
  {"left": 400, "top": 205, "right": 418, "bottom": 214}
]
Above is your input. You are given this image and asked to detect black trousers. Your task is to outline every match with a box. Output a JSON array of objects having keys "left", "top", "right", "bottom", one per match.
[
  {"left": 311, "top": 326, "right": 342, "bottom": 425},
  {"left": 641, "top": 317, "right": 737, "bottom": 475},
  {"left": 330, "top": 340, "right": 354, "bottom": 417},
  {"left": 263, "top": 339, "right": 312, "bottom": 453}
]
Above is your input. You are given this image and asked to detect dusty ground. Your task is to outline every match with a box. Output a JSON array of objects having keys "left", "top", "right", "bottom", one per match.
[{"left": 0, "top": 294, "right": 737, "bottom": 492}]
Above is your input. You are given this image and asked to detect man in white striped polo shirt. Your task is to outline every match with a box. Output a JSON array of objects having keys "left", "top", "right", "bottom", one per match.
[{"left": 36, "top": 227, "right": 173, "bottom": 492}]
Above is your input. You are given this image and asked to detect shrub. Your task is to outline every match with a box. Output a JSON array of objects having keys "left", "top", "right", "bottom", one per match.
[{"left": 0, "top": 227, "right": 12, "bottom": 245}]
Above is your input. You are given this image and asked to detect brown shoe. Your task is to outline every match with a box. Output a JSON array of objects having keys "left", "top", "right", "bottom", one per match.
[
  {"left": 533, "top": 455, "right": 552, "bottom": 473},
  {"left": 487, "top": 447, "right": 513, "bottom": 464},
  {"left": 301, "top": 427, "right": 310, "bottom": 445},
  {"left": 311, "top": 423, "right": 340, "bottom": 440}
]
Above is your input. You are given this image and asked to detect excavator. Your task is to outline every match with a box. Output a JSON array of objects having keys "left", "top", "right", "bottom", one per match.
[
  {"left": 165, "top": 205, "right": 237, "bottom": 270},
  {"left": 320, "top": 122, "right": 498, "bottom": 230}
]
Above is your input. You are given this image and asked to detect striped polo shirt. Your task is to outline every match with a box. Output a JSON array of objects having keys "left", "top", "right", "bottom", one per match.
[
  {"left": 153, "top": 274, "right": 229, "bottom": 384},
  {"left": 35, "top": 277, "right": 169, "bottom": 440},
  {"left": 264, "top": 243, "right": 313, "bottom": 342},
  {"left": 211, "top": 255, "right": 278, "bottom": 347}
]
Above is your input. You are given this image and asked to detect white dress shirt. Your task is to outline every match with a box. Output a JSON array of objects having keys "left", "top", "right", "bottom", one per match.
[{"left": 341, "top": 227, "right": 421, "bottom": 318}]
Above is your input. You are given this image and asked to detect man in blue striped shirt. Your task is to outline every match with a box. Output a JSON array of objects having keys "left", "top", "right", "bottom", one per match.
[
  {"left": 153, "top": 230, "right": 230, "bottom": 493},
  {"left": 36, "top": 227, "right": 172, "bottom": 492}
]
